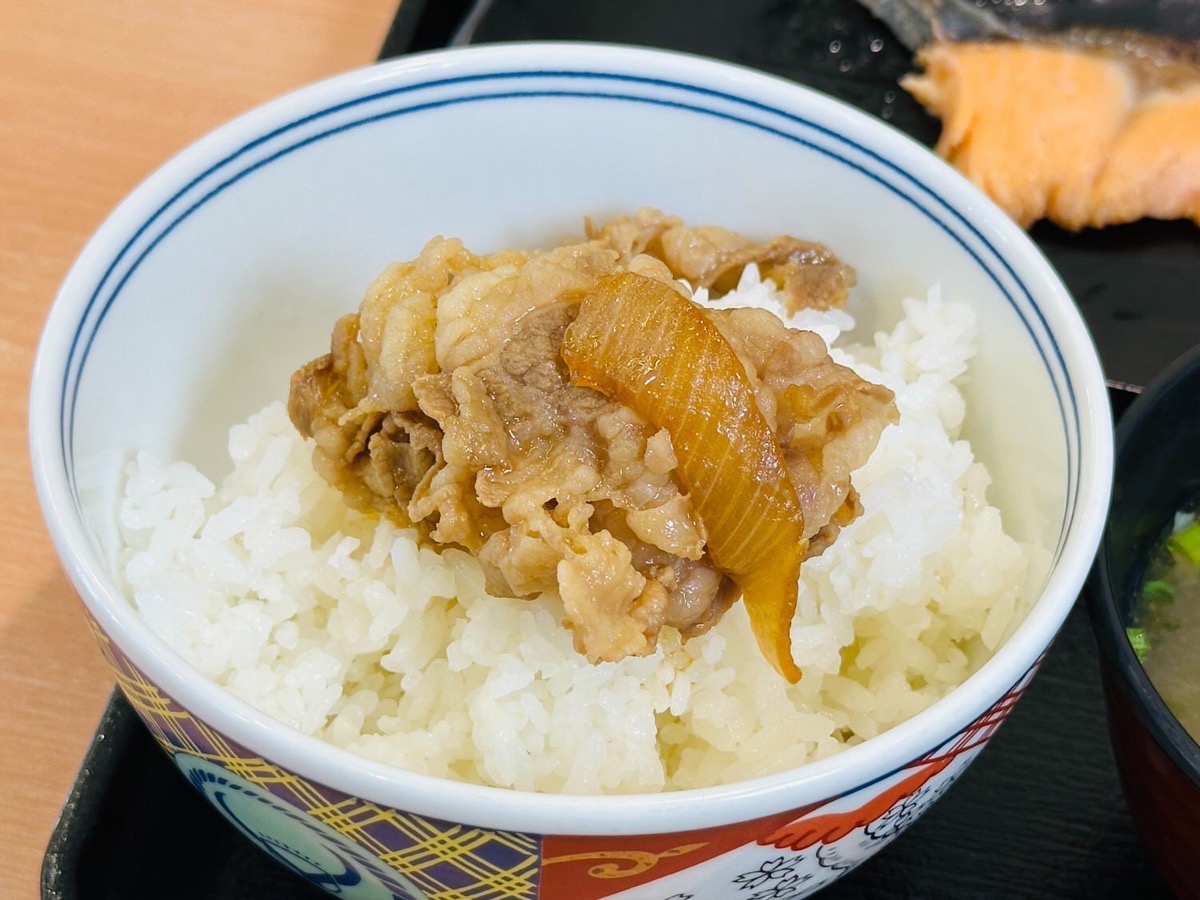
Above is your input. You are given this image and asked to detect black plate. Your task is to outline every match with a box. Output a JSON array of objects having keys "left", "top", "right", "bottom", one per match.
[
  {"left": 44, "top": 0, "right": 1200, "bottom": 896},
  {"left": 464, "top": 0, "right": 1200, "bottom": 391}
]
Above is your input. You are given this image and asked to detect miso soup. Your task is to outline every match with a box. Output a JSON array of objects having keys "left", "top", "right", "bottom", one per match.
[{"left": 1128, "top": 498, "right": 1200, "bottom": 743}]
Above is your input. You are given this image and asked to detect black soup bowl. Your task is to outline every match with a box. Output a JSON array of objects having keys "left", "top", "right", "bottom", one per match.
[{"left": 1088, "top": 343, "right": 1200, "bottom": 899}]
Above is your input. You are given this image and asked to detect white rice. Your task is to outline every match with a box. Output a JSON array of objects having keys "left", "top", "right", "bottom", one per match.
[{"left": 118, "top": 268, "right": 1029, "bottom": 794}]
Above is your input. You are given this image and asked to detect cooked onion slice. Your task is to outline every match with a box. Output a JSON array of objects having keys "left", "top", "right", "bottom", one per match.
[{"left": 562, "top": 272, "right": 806, "bottom": 682}]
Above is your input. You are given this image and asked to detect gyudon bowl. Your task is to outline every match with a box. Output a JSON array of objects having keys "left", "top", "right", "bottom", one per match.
[{"left": 30, "top": 43, "right": 1111, "bottom": 899}]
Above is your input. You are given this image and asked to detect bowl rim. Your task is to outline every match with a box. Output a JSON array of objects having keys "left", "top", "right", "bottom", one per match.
[
  {"left": 1087, "top": 342, "right": 1200, "bottom": 790},
  {"left": 29, "top": 40, "right": 1114, "bottom": 836}
]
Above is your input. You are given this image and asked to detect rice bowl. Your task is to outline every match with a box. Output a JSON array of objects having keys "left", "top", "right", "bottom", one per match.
[{"left": 30, "top": 42, "right": 1112, "bottom": 899}]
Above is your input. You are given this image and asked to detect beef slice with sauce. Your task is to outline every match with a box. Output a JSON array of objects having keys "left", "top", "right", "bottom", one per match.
[{"left": 288, "top": 209, "right": 896, "bottom": 678}]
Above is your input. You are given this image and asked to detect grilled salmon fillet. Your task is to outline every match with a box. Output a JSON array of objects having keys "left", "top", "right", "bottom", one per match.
[{"left": 903, "top": 40, "right": 1200, "bottom": 230}]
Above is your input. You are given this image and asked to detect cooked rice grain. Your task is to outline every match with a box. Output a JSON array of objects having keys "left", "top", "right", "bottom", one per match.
[{"left": 119, "top": 283, "right": 1029, "bottom": 794}]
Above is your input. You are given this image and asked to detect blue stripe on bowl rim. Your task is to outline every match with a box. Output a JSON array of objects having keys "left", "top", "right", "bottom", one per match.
[{"left": 60, "top": 66, "right": 1080, "bottom": 558}]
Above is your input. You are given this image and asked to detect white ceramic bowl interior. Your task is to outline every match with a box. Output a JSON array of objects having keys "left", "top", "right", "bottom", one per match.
[{"left": 30, "top": 42, "right": 1112, "bottom": 835}]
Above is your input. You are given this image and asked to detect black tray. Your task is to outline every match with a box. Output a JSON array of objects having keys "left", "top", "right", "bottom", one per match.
[{"left": 44, "top": 0, "right": 1200, "bottom": 897}]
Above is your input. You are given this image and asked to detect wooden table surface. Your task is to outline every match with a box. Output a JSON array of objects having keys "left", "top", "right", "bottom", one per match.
[{"left": 0, "top": 3, "right": 398, "bottom": 895}]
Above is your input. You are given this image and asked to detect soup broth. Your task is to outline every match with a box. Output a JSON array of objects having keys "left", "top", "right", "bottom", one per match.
[{"left": 1129, "top": 497, "right": 1200, "bottom": 743}]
